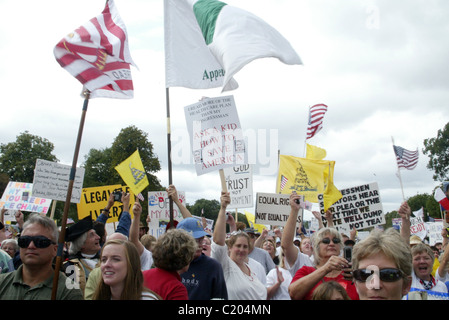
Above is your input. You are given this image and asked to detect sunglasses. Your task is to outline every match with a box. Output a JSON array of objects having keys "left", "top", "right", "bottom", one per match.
[
  {"left": 18, "top": 235, "right": 56, "bottom": 249},
  {"left": 352, "top": 268, "right": 405, "bottom": 282},
  {"left": 321, "top": 237, "right": 341, "bottom": 245}
]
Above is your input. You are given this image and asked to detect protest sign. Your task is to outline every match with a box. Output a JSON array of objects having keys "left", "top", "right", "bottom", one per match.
[
  {"left": 319, "top": 182, "right": 384, "bottom": 231},
  {"left": 147, "top": 190, "right": 186, "bottom": 238},
  {"left": 32, "top": 159, "right": 85, "bottom": 203},
  {"left": 427, "top": 221, "right": 444, "bottom": 245},
  {"left": 77, "top": 185, "right": 135, "bottom": 222},
  {"left": 255, "top": 192, "right": 303, "bottom": 227},
  {"left": 0, "top": 181, "right": 52, "bottom": 215},
  {"left": 184, "top": 95, "right": 247, "bottom": 175},
  {"left": 223, "top": 164, "right": 253, "bottom": 209}
]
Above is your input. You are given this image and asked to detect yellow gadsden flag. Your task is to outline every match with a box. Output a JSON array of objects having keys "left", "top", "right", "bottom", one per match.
[
  {"left": 114, "top": 149, "right": 149, "bottom": 196},
  {"left": 276, "top": 155, "right": 341, "bottom": 210},
  {"left": 244, "top": 210, "right": 266, "bottom": 234}
]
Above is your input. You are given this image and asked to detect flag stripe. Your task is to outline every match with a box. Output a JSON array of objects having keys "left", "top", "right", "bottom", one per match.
[
  {"left": 393, "top": 145, "right": 419, "bottom": 170},
  {"left": 306, "top": 104, "right": 328, "bottom": 139},
  {"left": 54, "top": 0, "right": 135, "bottom": 99},
  {"left": 193, "top": 0, "right": 227, "bottom": 45}
]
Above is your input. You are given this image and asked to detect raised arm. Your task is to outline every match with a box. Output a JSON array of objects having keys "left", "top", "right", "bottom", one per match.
[
  {"left": 213, "top": 192, "right": 230, "bottom": 246},
  {"left": 130, "top": 198, "right": 145, "bottom": 256},
  {"left": 167, "top": 185, "right": 193, "bottom": 218},
  {"left": 398, "top": 201, "right": 411, "bottom": 245},
  {"left": 281, "top": 192, "right": 302, "bottom": 267}
]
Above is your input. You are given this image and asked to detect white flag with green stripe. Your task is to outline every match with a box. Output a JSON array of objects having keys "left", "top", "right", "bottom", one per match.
[{"left": 164, "top": 0, "right": 302, "bottom": 92}]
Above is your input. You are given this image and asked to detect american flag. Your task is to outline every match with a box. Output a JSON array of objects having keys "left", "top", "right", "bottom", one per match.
[
  {"left": 393, "top": 145, "right": 419, "bottom": 170},
  {"left": 54, "top": 0, "right": 136, "bottom": 99},
  {"left": 280, "top": 175, "right": 288, "bottom": 190},
  {"left": 137, "top": 193, "right": 144, "bottom": 201},
  {"left": 306, "top": 104, "right": 328, "bottom": 140}
]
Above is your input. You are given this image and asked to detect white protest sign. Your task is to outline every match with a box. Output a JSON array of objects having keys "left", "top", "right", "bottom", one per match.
[
  {"left": 32, "top": 159, "right": 85, "bottom": 203},
  {"left": 223, "top": 164, "right": 253, "bottom": 209},
  {"left": 0, "top": 181, "right": 52, "bottom": 215},
  {"left": 409, "top": 217, "right": 427, "bottom": 240},
  {"left": 427, "top": 221, "right": 444, "bottom": 245},
  {"left": 255, "top": 192, "right": 303, "bottom": 227},
  {"left": 319, "top": 182, "right": 384, "bottom": 231},
  {"left": 184, "top": 95, "right": 247, "bottom": 175},
  {"left": 147, "top": 191, "right": 185, "bottom": 238}
]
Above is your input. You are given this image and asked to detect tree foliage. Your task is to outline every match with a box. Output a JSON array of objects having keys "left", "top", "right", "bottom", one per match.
[
  {"left": 423, "top": 122, "right": 449, "bottom": 182},
  {"left": 0, "top": 131, "right": 58, "bottom": 188},
  {"left": 82, "top": 125, "right": 163, "bottom": 190}
]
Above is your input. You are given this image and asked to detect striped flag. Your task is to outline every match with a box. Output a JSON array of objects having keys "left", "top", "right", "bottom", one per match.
[
  {"left": 393, "top": 145, "right": 419, "bottom": 170},
  {"left": 54, "top": 0, "right": 136, "bottom": 99},
  {"left": 306, "top": 104, "right": 328, "bottom": 140},
  {"left": 280, "top": 175, "right": 288, "bottom": 191},
  {"left": 137, "top": 193, "right": 144, "bottom": 201}
]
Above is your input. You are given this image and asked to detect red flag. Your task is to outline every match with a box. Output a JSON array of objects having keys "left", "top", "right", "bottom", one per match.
[
  {"left": 54, "top": 0, "right": 136, "bottom": 99},
  {"left": 434, "top": 188, "right": 449, "bottom": 211},
  {"left": 306, "top": 104, "right": 328, "bottom": 140}
]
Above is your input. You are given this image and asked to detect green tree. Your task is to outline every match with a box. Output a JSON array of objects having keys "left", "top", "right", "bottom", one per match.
[
  {"left": 0, "top": 131, "right": 58, "bottom": 189},
  {"left": 423, "top": 122, "right": 449, "bottom": 182},
  {"left": 82, "top": 125, "right": 162, "bottom": 190}
]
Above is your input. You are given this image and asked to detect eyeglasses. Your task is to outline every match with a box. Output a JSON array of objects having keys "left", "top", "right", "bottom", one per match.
[
  {"left": 321, "top": 237, "right": 341, "bottom": 245},
  {"left": 18, "top": 235, "right": 56, "bottom": 249},
  {"left": 352, "top": 268, "right": 405, "bottom": 282}
]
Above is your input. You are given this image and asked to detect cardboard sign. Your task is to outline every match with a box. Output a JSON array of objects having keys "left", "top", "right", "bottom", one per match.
[
  {"left": 255, "top": 192, "right": 303, "bottom": 227},
  {"left": 427, "top": 221, "right": 444, "bottom": 245},
  {"left": 223, "top": 164, "right": 253, "bottom": 209},
  {"left": 184, "top": 95, "right": 247, "bottom": 175},
  {"left": 319, "top": 182, "right": 384, "bottom": 231},
  {"left": 32, "top": 159, "right": 85, "bottom": 203},
  {"left": 147, "top": 191, "right": 186, "bottom": 238},
  {"left": 0, "top": 181, "right": 52, "bottom": 215},
  {"left": 77, "top": 185, "right": 135, "bottom": 222}
]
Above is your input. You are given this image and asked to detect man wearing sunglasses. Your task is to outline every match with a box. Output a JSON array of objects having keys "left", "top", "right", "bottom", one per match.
[{"left": 0, "top": 214, "right": 83, "bottom": 300}]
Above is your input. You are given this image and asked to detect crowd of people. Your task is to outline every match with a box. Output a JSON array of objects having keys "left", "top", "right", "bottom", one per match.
[{"left": 0, "top": 186, "right": 448, "bottom": 301}]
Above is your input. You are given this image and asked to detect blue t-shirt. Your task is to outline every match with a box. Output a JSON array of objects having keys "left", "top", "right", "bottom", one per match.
[{"left": 181, "top": 254, "right": 228, "bottom": 300}]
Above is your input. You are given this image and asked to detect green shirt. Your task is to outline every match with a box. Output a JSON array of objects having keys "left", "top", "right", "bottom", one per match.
[{"left": 0, "top": 265, "right": 83, "bottom": 300}]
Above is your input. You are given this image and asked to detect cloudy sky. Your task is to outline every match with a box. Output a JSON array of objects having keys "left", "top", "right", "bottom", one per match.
[{"left": 0, "top": 0, "right": 448, "bottom": 219}]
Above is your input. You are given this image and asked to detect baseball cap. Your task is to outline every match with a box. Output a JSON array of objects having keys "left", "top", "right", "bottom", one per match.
[{"left": 176, "top": 217, "right": 209, "bottom": 239}]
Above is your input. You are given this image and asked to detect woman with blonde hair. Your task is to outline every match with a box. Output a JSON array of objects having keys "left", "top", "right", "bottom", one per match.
[
  {"left": 93, "top": 239, "right": 160, "bottom": 300},
  {"left": 289, "top": 226, "right": 358, "bottom": 300}
]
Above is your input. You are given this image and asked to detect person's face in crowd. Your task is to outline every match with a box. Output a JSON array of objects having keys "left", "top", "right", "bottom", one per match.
[
  {"left": 412, "top": 252, "right": 433, "bottom": 281},
  {"left": 229, "top": 236, "right": 250, "bottom": 264},
  {"left": 193, "top": 236, "right": 205, "bottom": 259},
  {"left": 300, "top": 238, "right": 313, "bottom": 256},
  {"left": 2, "top": 242, "right": 16, "bottom": 258},
  {"left": 19, "top": 223, "right": 57, "bottom": 268},
  {"left": 101, "top": 243, "right": 128, "bottom": 288},
  {"left": 262, "top": 240, "right": 275, "bottom": 256},
  {"left": 81, "top": 229, "right": 101, "bottom": 255},
  {"left": 354, "top": 252, "right": 411, "bottom": 300},
  {"left": 319, "top": 233, "right": 341, "bottom": 259},
  {"left": 202, "top": 237, "right": 211, "bottom": 256}
]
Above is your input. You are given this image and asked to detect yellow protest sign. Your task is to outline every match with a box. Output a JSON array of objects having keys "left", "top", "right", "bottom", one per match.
[
  {"left": 114, "top": 149, "right": 149, "bottom": 196},
  {"left": 77, "top": 185, "right": 135, "bottom": 222}
]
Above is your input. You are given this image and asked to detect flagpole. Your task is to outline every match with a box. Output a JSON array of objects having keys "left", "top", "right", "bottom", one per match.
[
  {"left": 166, "top": 87, "right": 174, "bottom": 227},
  {"left": 392, "top": 136, "right": 405, "bottom": 202},
  {"left": 52, "top": 90, "right": 90, "bottom": 300}
]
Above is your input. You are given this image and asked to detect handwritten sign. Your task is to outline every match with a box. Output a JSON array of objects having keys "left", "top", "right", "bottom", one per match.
[
  {"left": 147, "top": 191, "right": 186, "bottom": 238},
  {"left": 319, "top": 182, "right": 384, "bottom": 231},
  {"left": 184, "top": 95, "right": 247, "bottom": 175},
  {"left": 0, "top": 181, "right": 52, "bottom": 215},
  {"left": 223, "top": 164, "right": 253, "bottom": 209},
  {"left": 32, "top": 159, "right": 85, "bottom": 203},
  {"left": 255, "top": 192, "right": 303, "bottom": 227},
  {"left": 77, "top": 185, "right": 135, "bottom": 222}
]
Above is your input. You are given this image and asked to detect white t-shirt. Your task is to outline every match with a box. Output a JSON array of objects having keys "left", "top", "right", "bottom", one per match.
[
  {"left": 284, "top": 246, "right": 314, "bottom": 278},
  {"left": 266, "top": 267, "right": 292, "bottom": 300},
  {"left": 248, "top": 258, "right": 267, "bottom": 285},
  {"left": 404, "top": 270, "right": 449, "bottom": 300},
  {"left": 211, "top": 242, "right": 267, "bottom": 300},
  {"left": 140, "top": 247, "right": 153, "bottom": 271}
]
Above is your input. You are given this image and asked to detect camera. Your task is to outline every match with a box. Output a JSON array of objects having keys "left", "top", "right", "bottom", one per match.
[
  {"left": 112, "top": 189, "right": 123, "bottom": 202},
  {"left": 343, "top": 246, "right": 352, "bottom": 262}
]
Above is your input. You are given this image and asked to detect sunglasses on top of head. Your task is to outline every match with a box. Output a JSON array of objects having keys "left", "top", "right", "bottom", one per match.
[
  {"left": 352, "top": 268, "right": 405, "bottom": 282},
  {"left": 18, "top": 235, "right": 56, "bottom": 249},
  {"left": 321, "top": 237, "right": 341, "bottom": 245}
]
